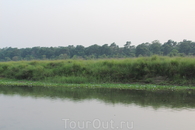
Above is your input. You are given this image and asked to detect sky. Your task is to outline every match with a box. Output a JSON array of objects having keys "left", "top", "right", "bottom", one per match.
[{"left": 1, "top": 0, "right": 195, "bottom": 48}]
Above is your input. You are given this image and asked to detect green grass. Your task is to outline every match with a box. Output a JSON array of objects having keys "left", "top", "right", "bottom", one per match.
[
  {"left": 0, "top": 78, "right": 194, "bottom": 91},
  {"left": 1, "top": 56, "right": 195, "bottom": 86}
]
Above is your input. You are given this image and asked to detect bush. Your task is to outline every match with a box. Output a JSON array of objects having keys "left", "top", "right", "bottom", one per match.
[{"left": 1, "top": 56, "right": 195, "bottom": 84}]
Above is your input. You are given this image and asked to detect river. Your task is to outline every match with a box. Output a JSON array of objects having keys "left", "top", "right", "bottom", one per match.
[{"left": 0, "top": 85, "right": 195, "bottom": 130}]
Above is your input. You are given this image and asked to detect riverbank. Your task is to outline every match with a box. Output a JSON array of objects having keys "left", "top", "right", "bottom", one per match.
[
  {"left": 1, "top": 56, "right": 195, "bottom": 87},
  {"left": 0, "top": 78, "right": 194, "bottom": 91}
]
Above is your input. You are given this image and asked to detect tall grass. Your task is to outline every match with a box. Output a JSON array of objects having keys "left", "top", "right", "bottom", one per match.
[{"left": 1, "top": 56, "right": 195, "bottom": 85}]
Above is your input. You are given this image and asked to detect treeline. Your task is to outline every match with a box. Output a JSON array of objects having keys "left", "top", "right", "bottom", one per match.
[{"left": 0, "top": 39, "right": 195, "bottom": 61}]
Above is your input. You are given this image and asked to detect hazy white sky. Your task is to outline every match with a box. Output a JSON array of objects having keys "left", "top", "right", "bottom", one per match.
[{"left": 1, "top": 0, "right": 195, "bottom": 48}]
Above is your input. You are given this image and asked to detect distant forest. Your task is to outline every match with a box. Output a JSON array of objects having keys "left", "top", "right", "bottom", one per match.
[{"left": 0, "top": 39, "right": 195, "bottom": 61}]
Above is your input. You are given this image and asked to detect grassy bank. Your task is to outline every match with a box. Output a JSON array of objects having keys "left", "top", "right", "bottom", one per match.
[
  {"left": 0, "top": 78, "right": 194, "bottom": 91},
  {"left": 0, "top": 56, "right": 195, "bottom": 86}
]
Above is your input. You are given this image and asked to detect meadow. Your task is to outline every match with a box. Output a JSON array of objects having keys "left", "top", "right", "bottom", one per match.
[{"left": 0, "top": 55, "right": 195, "bottom": 87}]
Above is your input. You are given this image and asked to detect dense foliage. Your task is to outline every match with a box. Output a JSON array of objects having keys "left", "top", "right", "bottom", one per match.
[
  {"left": 0, "top": 39, "right": 195, "bottom": 61},
  {"left": 0, "top": 56, "right": 195, "bottom": 85}
]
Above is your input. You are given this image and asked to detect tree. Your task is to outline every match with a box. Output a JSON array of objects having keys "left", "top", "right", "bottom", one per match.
[
  {"left": 110, "top": 42, "right": 119, "bottom": 56},
  {"left": 149, "top": 40, "right": 162, "bottom": 55},
  {"left": 58, "top": 54, "right": 69, "bottom": 59},
  {"left": 67, "top": 45, "right": 76, "bottom": 58},
  {"left": 12, "top": 56, "right": 20, "bottom": 61},
  {"left": 162, "top": 40, "right": 177, "bottom": 55},
  {"left": 123, "top": 41, "right": 135, "bottom": 57},
  {"left": 136, "top": 43, "right": 151, "bottom": 57},
  {"left": 100, "top": 44, "right": 111, "bottom": 56},
  {"left": 169, "top": 49, "right": 179, "bottom": 57},
  {"left": 75, "top": 45, "right": 85, "bottom": 57},
  {"left": 124, "top": 41, "right": 131, "bottom": 48},
  {"left": 189, "top": 42, "right": 195, "bottom": 55},
  {"left": 85, "top": 44, "right": 100, "bottom": 58},
  {"left": 178, "top": 40, "right": 191, "bottom": 55}
]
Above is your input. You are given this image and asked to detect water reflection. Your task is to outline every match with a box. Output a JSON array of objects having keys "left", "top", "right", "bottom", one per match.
[{"left": 0, "top": 85, "right": 195, "bottom": 109}]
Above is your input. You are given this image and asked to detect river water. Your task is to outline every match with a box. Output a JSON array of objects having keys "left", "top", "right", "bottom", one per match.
[{"left": 0, "top": 86, "right": 195, "bottom": 130}]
